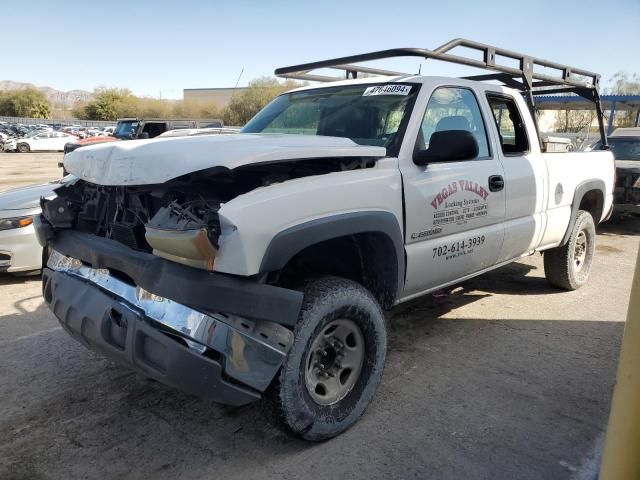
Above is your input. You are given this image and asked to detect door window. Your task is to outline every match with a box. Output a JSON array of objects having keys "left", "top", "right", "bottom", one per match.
[
  {"left": 486, "top": 95, "right": 530, "bottom": 154},
  {"left": 142, "top": 122, "right": 167, "bottom": 138},
  {"left": 418, "top": 87, "right": 490, "bottom": 159}
]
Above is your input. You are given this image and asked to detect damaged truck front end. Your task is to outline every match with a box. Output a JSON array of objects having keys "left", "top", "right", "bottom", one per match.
[
  {"left": 36, "top": 171, "right": 307, "bottom": 405},
  {"left": 36, "top": 133, "right": 385, "bottom": 405}
]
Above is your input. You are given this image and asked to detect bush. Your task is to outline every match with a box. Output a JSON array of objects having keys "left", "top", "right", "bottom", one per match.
[
  {"left": 0, "top": 88, "right": 51, "bottom": 118},
  {"left": 223, "top": 77, "right": 301, "bottom": 126},
  {"left": 72, "top": 77, "right": 303, "bottom": 125},
  {"left": 73, "top": 87, "right": 135, "bottom": 121}
]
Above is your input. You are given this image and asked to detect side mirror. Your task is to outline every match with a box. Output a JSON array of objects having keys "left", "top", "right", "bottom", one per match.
[
  {"left": 138, "top": 132, "right": 149, "bottom": 139},
  {"left": 414, "top": 130, "right": 479, "bottom": 166}
]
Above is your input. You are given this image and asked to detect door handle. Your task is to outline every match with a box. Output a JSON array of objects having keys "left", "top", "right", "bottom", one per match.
[{"left": 488, "top": 175, "right": 504, "bottom": 192}]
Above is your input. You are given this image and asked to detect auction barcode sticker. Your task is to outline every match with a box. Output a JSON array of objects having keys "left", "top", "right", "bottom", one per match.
[{"left": 363, "top": 85, "right": 412, "bottom": 96}]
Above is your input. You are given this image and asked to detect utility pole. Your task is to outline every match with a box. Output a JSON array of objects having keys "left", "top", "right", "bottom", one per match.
[{"left": 233, "top": 68, "right": 244, "bottom": 93}]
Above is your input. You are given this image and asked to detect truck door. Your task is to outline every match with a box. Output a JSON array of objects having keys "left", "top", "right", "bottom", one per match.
[
  {"left": 400, "top": 85, "right": 506, "bottom": 297},
  {"left": 484, "top": 92, "right": 545, "bottom": 262},
  {"left": 140, "top": 122, "right": 168, "bottom": 138}
]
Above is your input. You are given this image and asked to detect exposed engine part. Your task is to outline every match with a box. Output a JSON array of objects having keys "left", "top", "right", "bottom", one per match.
[
  {"left": 145, "top": 201, "right": 219, "bottom": 271},
  {"left": 41, "top": 197, "right": 75, "bottom": 228},
  {"left": 41, "top": 156, "right": 379, "bottom": 271}
]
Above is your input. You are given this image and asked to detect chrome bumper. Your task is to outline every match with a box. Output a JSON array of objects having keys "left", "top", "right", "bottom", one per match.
[{"left": 46, "top": 250, "right": 293, "bottom": 398}]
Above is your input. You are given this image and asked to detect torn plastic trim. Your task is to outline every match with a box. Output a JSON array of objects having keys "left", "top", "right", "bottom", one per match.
[{"left": 47, "top": 249, "right": 293, "bottom": 391}]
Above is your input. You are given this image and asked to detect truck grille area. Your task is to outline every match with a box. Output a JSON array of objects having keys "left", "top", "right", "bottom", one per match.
[
  {"left": 42, "top": 179, "right": 224, "bottom": 254},
  {"left": 110, "top": 222, "right": 146, "bottom": 250}
]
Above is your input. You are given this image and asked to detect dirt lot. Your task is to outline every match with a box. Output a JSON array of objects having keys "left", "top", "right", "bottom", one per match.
[
  {"left": 0, "top": 152, "right": 63, "bottom": 192},
  {"left": 0, "top": 152, "right": 638, "bottom": 479}
]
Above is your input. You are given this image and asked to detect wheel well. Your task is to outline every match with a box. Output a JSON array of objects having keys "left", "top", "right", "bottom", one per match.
[
  {"left": 275, "top": 232, "right": 399, "bottom": 309},
  {"left": 578, "top": 189, "right": 604, "bottom": 223}
]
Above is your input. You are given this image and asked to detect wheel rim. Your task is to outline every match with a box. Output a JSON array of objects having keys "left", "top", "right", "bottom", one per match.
[
  {"left": 574, "top": 230, "right": 588, "bottom": 272},
  {"left": 304, "top": 319, "right": 365, "bottom": 406}
]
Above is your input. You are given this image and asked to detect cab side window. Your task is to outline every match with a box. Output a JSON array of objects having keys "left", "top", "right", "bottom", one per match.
[
  {"left": 418, "top": 87, "right": 490, "bottom": 159},
  {"left": 486, "top": 94, "right": 530, "bottom": 154}
]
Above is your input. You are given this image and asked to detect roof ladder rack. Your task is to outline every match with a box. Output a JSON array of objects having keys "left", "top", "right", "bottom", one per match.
[{"left": 275, "top": 38, "right": 607, "bottom": 147}]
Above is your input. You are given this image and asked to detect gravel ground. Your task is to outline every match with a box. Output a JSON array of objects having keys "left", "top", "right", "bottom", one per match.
[
  {"left": 0, "top": 151, "right": 638, "bottom": 479},
  {"left": 0, "top": 151, "right": 63, "bottom": 192}
]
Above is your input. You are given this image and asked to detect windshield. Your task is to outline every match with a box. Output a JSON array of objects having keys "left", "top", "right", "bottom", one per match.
[
  {"left": 113, "top": 120, "right": 139, "bottom": 139},
  {"left": 609, "top": 137, "right": 640, "bottom": 161},
  {"left": 242, "top": 83, "right": 420, "bottom": 152}
]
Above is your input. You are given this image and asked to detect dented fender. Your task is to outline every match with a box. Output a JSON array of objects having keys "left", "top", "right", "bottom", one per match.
[{"left": 213, "top": 158, "right": 405, "bottom": 276}]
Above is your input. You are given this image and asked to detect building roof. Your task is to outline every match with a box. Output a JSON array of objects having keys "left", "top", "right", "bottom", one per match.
[{"left": 536, "top": 95, "right": 640, "bottom": 110}]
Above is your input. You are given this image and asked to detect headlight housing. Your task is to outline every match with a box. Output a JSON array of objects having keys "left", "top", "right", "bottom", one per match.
[{"left": 0, "top": 216, "right": 33, "bottom": 231}]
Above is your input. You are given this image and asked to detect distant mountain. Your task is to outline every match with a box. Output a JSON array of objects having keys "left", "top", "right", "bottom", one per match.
[{"left": 0, "top": 80, "right": 93, "bottom": 106}]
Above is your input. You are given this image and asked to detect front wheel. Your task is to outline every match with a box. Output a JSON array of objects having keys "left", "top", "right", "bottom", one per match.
[
  {"left": 544, "top": 210, "right": 596, "bottom": 290},
  {"left": 270, "top": 276, "right": 387, "bottom": 441},
  {"left": 17, "top": 143, "right": 30, "bottom": 153}
]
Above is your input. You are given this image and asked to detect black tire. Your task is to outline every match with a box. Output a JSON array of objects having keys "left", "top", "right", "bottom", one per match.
[
  {"left": 17, "top": 143, "right": 30, "bottom": 153},
  {"left": 544, "top": 210, "right": 596, "bottom": 290},
  {"left": 269, "top": 276, "right": 387, "bottom": 441}
]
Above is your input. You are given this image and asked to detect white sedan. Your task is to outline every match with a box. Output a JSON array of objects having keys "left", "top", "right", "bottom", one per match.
[
  {"left": 5, "top": 131, "right": 77, "bottom": 153},
  {"left": 0, "top": 177, "right": 73, "bottom": 273}
]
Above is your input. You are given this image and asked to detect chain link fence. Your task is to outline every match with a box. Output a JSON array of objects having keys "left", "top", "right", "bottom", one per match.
[{"left": 0, "top": 115, "right": 114, "bottom": 128}]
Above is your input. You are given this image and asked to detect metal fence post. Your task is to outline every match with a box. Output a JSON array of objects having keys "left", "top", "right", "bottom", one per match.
[{"left": 599, "top": 247, "right": 640, "bottom": 479}]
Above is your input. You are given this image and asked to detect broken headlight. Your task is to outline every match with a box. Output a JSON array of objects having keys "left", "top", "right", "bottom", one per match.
[{"left": 145, "top": 200, "right": 219, "bottom": 271}]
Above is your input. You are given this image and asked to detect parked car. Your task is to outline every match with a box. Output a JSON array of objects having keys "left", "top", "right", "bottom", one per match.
[
  {"left": 583, "top": 128, "right": 640, "bottom": 215},
  {"left": 0, "top": 131, "right": 9, "bottom": 150},
  {"left": 158, "top": 127, "right": 240, "bottom": 137},
  {"left": 38, "top": 40, "right": 614, "bottom": 441},
  {"left": 609, "top": 129, "right": 640, "bottom": 215},
  {"left": 4, "top": 131, "right": 77, "bottom": 153},
  {"left": 111, "top": 117, "right": 224, "bottom": 140},
  {"left": 0, "top": 177, "right": 73, "bottom": 273},
  {"left": 61, "top": 118, "right": 225, "bottom": 159}
]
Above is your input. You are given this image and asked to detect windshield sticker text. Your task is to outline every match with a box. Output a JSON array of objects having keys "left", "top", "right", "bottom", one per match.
[{"left": 363, "top": 85, "right": 412, "bottom": 96}]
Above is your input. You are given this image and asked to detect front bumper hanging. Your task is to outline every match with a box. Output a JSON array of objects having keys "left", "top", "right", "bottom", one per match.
[
  {"left": 35, "top": 220, "right": 304, "bottom": 328},
  {"left": 43, "top": 250, "right": 295, "bottom": 406}
]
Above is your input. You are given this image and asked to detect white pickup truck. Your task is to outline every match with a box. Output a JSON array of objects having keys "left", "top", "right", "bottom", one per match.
[{"left": 37, "top": 39, "right": 615, "bottom": 441}]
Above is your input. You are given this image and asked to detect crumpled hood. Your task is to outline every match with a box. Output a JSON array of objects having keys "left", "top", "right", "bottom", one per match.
[
  {"left": 0, "top": 182, "right": 58, "bottom": 212},
  {"left": 64, "top": 133, "right": 387, "bottom": 186}
]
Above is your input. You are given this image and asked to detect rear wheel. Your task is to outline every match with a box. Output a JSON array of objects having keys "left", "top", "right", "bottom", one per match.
[
  {"left": 544, "top": 210, "right": 596, "bottom": 290},
  {"left": 270, "top": 276, "right": 387, "bottom": 441},
  {"left": 17, "top": 143, "right": 30, "bottom": 153}
]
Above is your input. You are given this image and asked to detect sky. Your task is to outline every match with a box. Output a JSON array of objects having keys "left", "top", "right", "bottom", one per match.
[{"left": 3, "top": 0, "right": 639, "bottom": 99}]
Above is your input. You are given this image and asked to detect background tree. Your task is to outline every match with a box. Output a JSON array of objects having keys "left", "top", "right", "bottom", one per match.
[
  {"left": 5, "top": 77, "right": 304, "bottom": 124},
  {"left": 75, "top": 87, "right": 136, "bottom": 121},
  {"left": 0, "top": 88, "right": 51, "bottom": 118},
  {"left": 603, "top": 71, "right": 640, "bottom": 128},
  {"left": 553, "top": 109, "right": 594, "bottom": 133},
  {"left": 223, "top": 77, "right": 301, "bottom": 126}
]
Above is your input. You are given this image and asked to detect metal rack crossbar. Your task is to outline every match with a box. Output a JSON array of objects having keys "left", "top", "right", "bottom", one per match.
[{"left": 275, "top": 39, "right": 608, "bottom": 146}]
